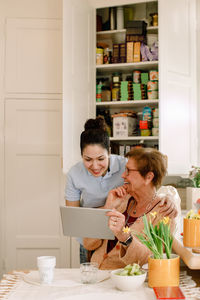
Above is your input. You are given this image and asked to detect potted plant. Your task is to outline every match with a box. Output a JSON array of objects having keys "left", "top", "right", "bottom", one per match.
[
  {"left": 183, "top": 209, "right": 200, "bottom": 248},
  {"left": 186, "top": 166, "right": 200, "bottom": 210},
  {"left": 126, "top": 213, "right": 180, "bottom": 287}
]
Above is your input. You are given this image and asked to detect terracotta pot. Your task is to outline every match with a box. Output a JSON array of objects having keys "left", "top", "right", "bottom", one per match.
[
  {"left": 183, "top": 218, "right": 200, "bottom": 248},
  {"left": 148, "top": 254, "right": 180, "bottom": 288}
]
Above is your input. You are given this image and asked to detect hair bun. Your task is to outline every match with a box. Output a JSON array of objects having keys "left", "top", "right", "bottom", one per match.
[{"left": 84, "top": 117, "right": 106, "bottom": 131}]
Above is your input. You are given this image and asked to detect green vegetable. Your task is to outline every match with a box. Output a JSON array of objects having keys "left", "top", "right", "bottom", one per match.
[{"left": 116, "top": 263, "right": 143, "bottom": 276}]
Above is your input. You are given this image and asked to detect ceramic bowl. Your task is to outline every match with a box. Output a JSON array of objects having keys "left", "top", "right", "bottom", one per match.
[{"left": 111, "top": 268, "right": 146, "bottom": 291}]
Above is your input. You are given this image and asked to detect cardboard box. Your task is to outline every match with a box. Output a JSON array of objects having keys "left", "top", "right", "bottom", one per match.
[
  {"left": 112, "top": 114, "right": 137, "bottom": 137},
  {"left": 126, "top": 42, "right": 134, "bottom": 63},
  {"left": 133, "top": 42, "right": 141, "bottom": 62}
]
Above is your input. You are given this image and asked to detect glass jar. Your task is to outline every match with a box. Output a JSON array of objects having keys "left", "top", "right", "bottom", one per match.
[{"left": 112, "top": 82, "right": 120, "bottom": 101}]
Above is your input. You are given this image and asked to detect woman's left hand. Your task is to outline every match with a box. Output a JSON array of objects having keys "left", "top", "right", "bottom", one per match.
[
  {"left": 158, "top": 194, "right": 178, "bottom": 218},
  {"left": 106, "top": 209, "right": 128, "bottom": 242}
]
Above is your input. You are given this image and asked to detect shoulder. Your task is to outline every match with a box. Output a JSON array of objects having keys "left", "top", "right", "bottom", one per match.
[
  {"left": 67, "top": 161, "right": 86, "bottom": 177},
  {"left": 157, "top": 185, "right": 179, "bottom": 198},
  {"left": 110, "top": 154, "right": 127, "bottom": 166}
]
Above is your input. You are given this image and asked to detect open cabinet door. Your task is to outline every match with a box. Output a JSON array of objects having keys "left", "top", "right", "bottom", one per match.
[
  {"left": 63, "top": 0, "right": 95, "bottom": 174},
  {"left": 159, "top": 0, "right": 197, "bottom": 174}
]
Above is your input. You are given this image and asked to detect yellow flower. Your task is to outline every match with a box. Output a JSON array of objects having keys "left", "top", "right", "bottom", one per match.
[
  {"left": 122, "top": 226, "right": 131, "bottom": 233},
  {"left": 162, "top": 216, "right": 169, "bottom": 224},
  {"left": 150, "top": 211, "right": 157, "bottom": 218}
]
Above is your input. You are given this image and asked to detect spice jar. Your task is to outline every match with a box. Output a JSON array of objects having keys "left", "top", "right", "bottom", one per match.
[
  {"left": 112, "top": 83, "right": 120, "bottom": 101},
  {"left": 96, "top": 47, "right": 104, "bottom": 65}
]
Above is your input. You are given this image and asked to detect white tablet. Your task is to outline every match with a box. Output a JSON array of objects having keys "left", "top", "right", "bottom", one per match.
[{"left": 60, "top": 206, "right": 115, "bottom": 240}]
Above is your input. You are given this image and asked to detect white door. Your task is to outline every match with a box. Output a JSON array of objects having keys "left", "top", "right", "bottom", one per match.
[
  {"left": 5, "top": 99, "right": 69, "bottom": 271},
  {"left": 3, "top": 17, "right": 69, "bottom": 272},
  {"left": 159, "top": 0, "right": 197, "bottom": 174}
]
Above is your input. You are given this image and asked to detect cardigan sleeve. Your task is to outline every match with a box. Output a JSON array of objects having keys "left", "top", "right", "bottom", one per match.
[{"left": 83, "top": 238, "right": 103, "bottom": 251}]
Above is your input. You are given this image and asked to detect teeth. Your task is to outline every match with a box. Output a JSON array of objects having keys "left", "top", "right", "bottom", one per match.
[{"left": 124, "top": 182, "right": 129, "bottom": 184}]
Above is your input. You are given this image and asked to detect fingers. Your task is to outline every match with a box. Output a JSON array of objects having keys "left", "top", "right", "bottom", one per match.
[
  {"left": 114, "top": 186, "right": 128, "bottom": 198},
  {"left": 107, "top": 211, "right": 125, "bottom": 233},
  {"left": 159, "top": 202, "right": 178, "bottom": 218}
]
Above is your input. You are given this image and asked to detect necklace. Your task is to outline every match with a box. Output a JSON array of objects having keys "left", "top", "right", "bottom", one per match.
[{"left": 125, "top": 192, "right": 157, "bottom": 226}]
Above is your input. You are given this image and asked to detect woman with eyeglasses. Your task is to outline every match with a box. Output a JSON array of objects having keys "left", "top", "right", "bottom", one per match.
[
  {"left": 83, "top": 147, "right": 181, "bottom": 269},
  {"left": 65, "top": 117, "right": 178, "bottom": 264}
]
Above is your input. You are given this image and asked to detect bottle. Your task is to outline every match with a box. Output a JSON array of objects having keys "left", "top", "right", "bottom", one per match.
[
  {"left": 110, "top": 7, "right": 116, "bottom": 30},
  {"left": 116, "top": 6, "right": 124, "bottom": 30}
]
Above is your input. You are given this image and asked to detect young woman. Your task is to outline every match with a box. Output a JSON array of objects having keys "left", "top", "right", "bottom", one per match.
[{"left": 65, "top": 117, "right": 177, "bottom": 263}]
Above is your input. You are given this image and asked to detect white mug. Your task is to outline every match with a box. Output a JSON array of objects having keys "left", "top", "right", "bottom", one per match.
[{"left": 37, "top": 256, "right": 56, "bottom": 285}]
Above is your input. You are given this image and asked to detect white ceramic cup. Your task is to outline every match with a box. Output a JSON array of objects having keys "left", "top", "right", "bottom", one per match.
[
  {"left": 80, "top": 262, "right": 98, "bottom": 284},
  {"left": 37, "top": 256, "right": 56, "bottom": 285}
]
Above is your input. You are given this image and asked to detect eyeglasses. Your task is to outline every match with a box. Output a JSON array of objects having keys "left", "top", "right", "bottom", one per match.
[{"left": 124, "top": 167, "right": 139, "bottom": 176}]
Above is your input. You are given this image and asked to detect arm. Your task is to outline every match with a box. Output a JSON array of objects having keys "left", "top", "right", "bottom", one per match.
[
  {"left": 64, "top": 172, "right": 81, "bottom": 206},
  {"left": 65, "top": 200, "right": 80, "bottom": 207}
]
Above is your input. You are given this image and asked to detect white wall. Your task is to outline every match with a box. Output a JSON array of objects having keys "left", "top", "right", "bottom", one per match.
[
  {"left": 0, "top": 0, "right": 64, "bottom": 277},
  {"left": 197, "top": 0, "right": 200, "bottom": 165}
]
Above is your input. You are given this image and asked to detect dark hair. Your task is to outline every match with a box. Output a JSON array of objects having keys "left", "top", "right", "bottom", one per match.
[
  {"left": 125, "top": 147, "right": 167, "bottom": 188},
  {"left": 80, "top": 117, "right": 110, "bottom": 154}
]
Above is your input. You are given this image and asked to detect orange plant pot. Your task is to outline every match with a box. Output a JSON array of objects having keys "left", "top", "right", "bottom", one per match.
[
  {"left": 148, "top": 254, "right": 180, "bottom": 288},
  {"left": 183, "top": 218, "right": 200, "bottom": 248}
]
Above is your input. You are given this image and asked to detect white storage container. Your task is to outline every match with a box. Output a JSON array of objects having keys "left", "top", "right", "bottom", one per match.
[{"left": 112, "top": 113, "right": 137, "bottom": 138}]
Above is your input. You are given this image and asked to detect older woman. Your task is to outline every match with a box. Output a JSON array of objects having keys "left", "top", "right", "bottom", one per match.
[{"left": 83, "top": 148, "right": 181, "bottom": 270}]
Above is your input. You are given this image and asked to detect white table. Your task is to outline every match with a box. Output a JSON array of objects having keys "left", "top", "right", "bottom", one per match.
[
  {"left": 173, "top": 238, "right": 200, "bottom": 269},
  {"left": 0, "top": 269, "right": 155, "bottom": 300}
]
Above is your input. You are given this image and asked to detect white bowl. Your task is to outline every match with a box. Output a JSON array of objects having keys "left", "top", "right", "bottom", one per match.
[{"left": 111, "top": 268, "right": 146, "bottom": 291}]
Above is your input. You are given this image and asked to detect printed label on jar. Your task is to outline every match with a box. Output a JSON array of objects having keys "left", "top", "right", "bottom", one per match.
[
  {"left": 133, "top": 70, "right": 141, "bottom": 83},
  {"left": 147, "top": 81, "right": 158, "bottom": 91},
  {"left": 149, "top": 70, "right": 158, "bottom": 81},
  {"left": 148, "top": 90, "right": 158, "bottom": 100}
]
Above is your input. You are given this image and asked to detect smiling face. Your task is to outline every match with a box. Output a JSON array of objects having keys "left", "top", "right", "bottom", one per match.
[
  {"left": 82, "top": 144, "right": 109, "bottom": 177},
  {"left": 122, "top": 158, "right": 152, "bottom": 194}
]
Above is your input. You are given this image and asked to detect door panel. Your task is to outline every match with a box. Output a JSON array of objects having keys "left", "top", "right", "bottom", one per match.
[
  {"left": 5, "top": 100, "right": 69, "bottom": 272},
  {"left": 159, "top": 0, "right": 197, "bottom": 174}
]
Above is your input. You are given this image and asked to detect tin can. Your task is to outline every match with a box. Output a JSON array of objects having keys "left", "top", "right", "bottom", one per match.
[
  {"left": 147, "top": 81, "right": 158, "bottom": 91},
  {"left": 153, "top": 108, "right": 159, "bottom": 118},
  {"left": 133, "top": 70, "right": 141, "bottom": 83},
  {"left": 148, "top": 90, "right": 158, "bottom": 100},
  {"left": 152, "top": 127, "right": 159, "bottom": 136},
  {"left": 149, "top": 70, "right": 158, "bottom": 81},
  {"left": 153, "top": 118, "right": 159, "bottom": 128}
]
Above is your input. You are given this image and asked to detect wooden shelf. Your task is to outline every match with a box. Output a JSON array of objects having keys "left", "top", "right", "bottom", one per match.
[
  {"left": 96, "top": 61, "right": 158, "bottom": 74},
  {"left": 147, "top": 26, "right": 158, "bottom": 33},
  {"left": 110, "top": 136, "right": 158, "bottom": 141},
  {"left": 97, "top": 26, "right": 158, "bottom": 40},
  {"left": 96, "top": 99, "right": 159, "bottom": 109}
]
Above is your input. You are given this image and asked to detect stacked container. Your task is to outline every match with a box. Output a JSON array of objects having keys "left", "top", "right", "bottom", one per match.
[{"left": 147, "top": 70, "right": 159, "bottom": 100}]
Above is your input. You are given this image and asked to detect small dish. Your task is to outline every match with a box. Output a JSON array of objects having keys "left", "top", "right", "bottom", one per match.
[{"left": 111, "top": 268, "right": 146, "bottom": 291}]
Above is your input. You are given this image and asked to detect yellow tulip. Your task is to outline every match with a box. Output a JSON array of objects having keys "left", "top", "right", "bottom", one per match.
[
  {"left": 163, "top": 216, "right": 169, "bottom": 224},
  {"left": 122, "top": 226, "right": 131, "bottom": 233},
  {"left": 150, "top": 211, "right": 157, "bottom": 218}
]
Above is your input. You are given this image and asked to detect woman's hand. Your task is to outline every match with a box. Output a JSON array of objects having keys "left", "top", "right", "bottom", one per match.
[
  {"left": 158, "top": 194, "right": 178, "bottom": 218},
  {"left": 106, "top": 209, "right": 129, "bottom": 242},
  {"left": 104, "top": 185, "right": 128, "bottom": 210}
]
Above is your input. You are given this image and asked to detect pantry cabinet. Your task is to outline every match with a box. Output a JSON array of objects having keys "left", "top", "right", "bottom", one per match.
[{"left": 63, "top": 0, "right": 198, "bottom": 175}]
